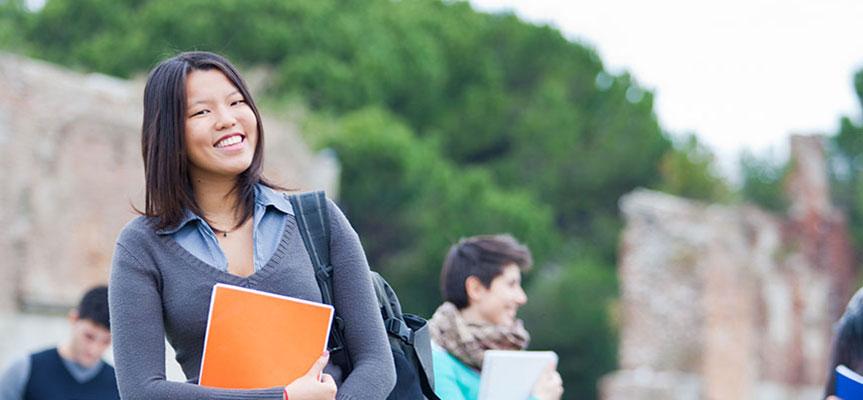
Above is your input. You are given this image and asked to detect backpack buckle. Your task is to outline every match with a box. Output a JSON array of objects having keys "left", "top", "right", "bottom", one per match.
[
  {"left": 316, "top": 264, "right": 333, "bottom": 281},
  {"left": 386, "top": 318, "right": 413, "bottom": 345}
]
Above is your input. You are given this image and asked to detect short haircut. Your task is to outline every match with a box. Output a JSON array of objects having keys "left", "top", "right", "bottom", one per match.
[
  {"left": 77, "top": 285, "right": 110, "bottom": 330},
  {"left": 140, "top": 51, "right": 276, "bottom": 230},
  {"left": 440, "top": 234, "right": 533, "bottom": 309}
]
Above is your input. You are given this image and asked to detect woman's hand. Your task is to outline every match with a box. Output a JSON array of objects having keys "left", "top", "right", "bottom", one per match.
[
  {"left": 283, "top": 352, "right": 337, "bottom": 400},
  {"left": 531, "top": 363, "right": 563, "bottom": 400}
]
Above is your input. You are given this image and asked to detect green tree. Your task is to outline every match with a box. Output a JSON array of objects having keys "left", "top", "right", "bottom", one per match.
[
  {"left": 0, "top": 0, "right": 28, "bottom": 50},
  {"left": 522, "top": 255, "right": 617, "bottom": 400},
  {"left": 830, "top": 70, "right": 863, "bottom": 255},
  {"left": 738, "top": 149, "right": 788, "bottom": 213},
  {"left": 23, "top": 0, "right": 139, "bottom": 72},
  {"left": 307, "top": 107, "right": 560, "bottom": 313},
  {"left": 659, "top": 134, "right": 730, "bottom": 202}
]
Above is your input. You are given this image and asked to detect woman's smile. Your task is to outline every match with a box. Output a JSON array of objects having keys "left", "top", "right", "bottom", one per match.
[{"left": 214, "top": 133, "right": 245, "bottom": 149}]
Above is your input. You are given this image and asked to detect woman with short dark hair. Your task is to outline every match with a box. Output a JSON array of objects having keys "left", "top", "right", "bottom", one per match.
[
  {"left": 108, "top": 51, "right": 395, "bottom": 400},
  {"left": 429, "top": 234, "right": 563, "bottom": 400}
]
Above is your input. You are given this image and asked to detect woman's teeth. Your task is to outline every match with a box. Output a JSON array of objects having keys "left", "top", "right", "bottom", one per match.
[{"left": 215, "top": 135, "right": 242, "bottom": 148}]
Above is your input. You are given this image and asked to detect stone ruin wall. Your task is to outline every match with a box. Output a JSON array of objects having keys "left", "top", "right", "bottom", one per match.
[
  {"left": 0, "top": 53, "right": 339, "bottom": 367},
  {"left": 601, "top": 135, "right": 855, "bottom": 400}
]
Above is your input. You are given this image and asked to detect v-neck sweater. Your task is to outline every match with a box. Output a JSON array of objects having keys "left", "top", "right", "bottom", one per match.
[{"left": 108, "top": 199, "right": 395, "bottom": 400}]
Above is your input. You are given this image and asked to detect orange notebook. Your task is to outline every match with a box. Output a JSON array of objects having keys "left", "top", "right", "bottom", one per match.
[{"left": 198, "top": 283, "right": 334, "bottom": 389}]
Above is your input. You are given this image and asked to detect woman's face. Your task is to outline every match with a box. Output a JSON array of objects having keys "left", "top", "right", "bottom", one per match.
[
  {"left": 471, "top": 264, "right": 528, "bottom": 326},
  {"left": 183, "top": 69, "right": 258, "bottom": 182}
]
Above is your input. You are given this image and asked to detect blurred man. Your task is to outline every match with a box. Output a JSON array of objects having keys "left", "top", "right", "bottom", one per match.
[{"left": 0, "top": 285, "right": 119, "bottom": 399}]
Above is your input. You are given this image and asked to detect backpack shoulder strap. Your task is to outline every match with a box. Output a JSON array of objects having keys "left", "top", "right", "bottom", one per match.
[
  {"left": 288, "top": 191, "right": 353, "bottom": 370},
  {"left": 288, "top": 191, "right": 334, "bottom": 304}
]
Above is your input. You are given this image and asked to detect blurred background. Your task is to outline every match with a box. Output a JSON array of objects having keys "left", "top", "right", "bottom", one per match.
[{"left": 0, "top": 1, "right": 862, "bottom": 399}]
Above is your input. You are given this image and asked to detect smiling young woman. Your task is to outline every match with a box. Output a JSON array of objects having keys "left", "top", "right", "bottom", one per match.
[{"left": 108, "top": 52, "right": 395, "bottom": 400}]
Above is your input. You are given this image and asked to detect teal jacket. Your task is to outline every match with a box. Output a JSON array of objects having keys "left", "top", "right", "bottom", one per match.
[
  {"left": 432, "top": 344, "right": 540, "bottom": 400},
  {"left": 432, "top": 344, "right": 481, "bottom": 400}
]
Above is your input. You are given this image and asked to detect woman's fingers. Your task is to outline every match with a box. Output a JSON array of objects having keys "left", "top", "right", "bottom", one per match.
[
  {"left": 283, "top": 364, "right": 337, "bottom": 400},
  {"left": 320, "top": 373, "right": 337, "bottom": 391},
  {"left": 305, "top": 351, "right": 330, "bottom": 379},
  {"left": 531, "top": 368, "right": 564, "bottom": 400}
]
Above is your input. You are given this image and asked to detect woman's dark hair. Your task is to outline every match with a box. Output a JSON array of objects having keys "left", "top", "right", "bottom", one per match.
[
  {"left": 440, "top": 234, "right": 533, "bottom": 309},
  {"left": 825, "top": 288, "right": 863, "bottom": 396},
  {"left": 140, "top": 51, "right": 273, "bottom": 230},
  {"left": 78, "top": 285, "right": 110, "bottom": 330}
]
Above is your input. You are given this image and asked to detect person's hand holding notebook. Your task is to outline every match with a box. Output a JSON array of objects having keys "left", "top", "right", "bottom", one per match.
[{"left": 282, "top": 351, "right": 337, "bottom": 400}]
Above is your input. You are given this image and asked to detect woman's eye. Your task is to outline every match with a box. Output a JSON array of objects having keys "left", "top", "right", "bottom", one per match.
[
  {"left": 190, "top": 109, "right": 209, "bottom": 117},
  {"left": 230, "top": 99, "right": 246, "bottom": 106}
]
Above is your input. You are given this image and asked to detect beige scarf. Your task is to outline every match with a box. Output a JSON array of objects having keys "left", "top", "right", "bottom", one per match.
[{"left": 428, "top": 302, "right": 530, "bottom": 370}]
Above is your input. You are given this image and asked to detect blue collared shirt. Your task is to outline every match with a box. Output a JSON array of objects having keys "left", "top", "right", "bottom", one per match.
[{"left": 156, "top": 184, "right": 294, "bottom": 273}]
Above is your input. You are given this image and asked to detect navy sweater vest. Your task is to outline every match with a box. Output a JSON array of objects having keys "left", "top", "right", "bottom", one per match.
[{"left": 23, "top": 348, "right": 120, "bottom": 400}]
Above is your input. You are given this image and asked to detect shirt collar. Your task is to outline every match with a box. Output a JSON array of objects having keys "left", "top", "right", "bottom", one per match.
[
  {"left": 155, "top": 208, "right": 201, "bottom": 236},
  {"left": 154, "top": 183, "right": 293, "bottom": 235},
  {"left": 255, "top": 184, "right": 294, "bottom": 216}
]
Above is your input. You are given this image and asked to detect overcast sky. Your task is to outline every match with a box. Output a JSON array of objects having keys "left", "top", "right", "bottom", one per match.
[{"left": 470, "top": 0, "right": 863, "bottom": 178}]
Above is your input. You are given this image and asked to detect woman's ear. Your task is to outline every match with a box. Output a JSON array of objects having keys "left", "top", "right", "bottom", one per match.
[{"left": 464, "top": 276, "right": 487, "bottom": 303}]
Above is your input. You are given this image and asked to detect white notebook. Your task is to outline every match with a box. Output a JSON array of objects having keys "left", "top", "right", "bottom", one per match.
[{"left": 478, "top": 350, "right": 558, "bottom": 400}]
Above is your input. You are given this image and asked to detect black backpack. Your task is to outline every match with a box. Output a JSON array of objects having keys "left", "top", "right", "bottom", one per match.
[{"left": 289, "top": 191, "right": 440, "bottom": 400}]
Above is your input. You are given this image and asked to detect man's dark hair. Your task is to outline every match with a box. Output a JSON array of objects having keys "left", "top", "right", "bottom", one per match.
[
  {"left": 77, "top": 285, "right": 110, "bottom": 330},
  {"left": 440, "top": 234, "right": 533, "bottom": 309},
  {"left": 140, "top": 51, "right": 277, "bottom": 230}
]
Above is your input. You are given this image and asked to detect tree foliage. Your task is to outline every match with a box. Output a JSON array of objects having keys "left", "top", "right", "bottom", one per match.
[
  {"left": 522, "top": 256, "right": 617, "bottom": 400},
  {"left": 829, "top": 70, "right": 863, "bottom": 256},
  {"left": 738, "top": 149, "right": 788, "bottom": 213},
  {"left": 659, "top": 134, "right": 730, "bottom": 202},
  {"left": 307, "top": 107, "right": 559, "bottom": 314},
  {"left": 0, "top": 0, "right": 27, "bottom": 50}
]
